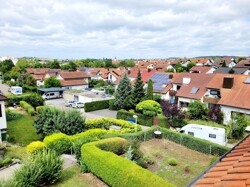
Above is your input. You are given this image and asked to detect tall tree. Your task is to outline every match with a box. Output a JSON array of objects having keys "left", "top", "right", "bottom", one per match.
[
  {"left": 145, "top": 79, "right": 153, "bottom": 100},
  {"left": 46, "top": 60, "right": 60, "bottom": 69},
  {"left": 0, "top": 59, "right": 14, "bottom": 74},
  {"left": 131, "top": 71, "right": 145, "bottom": 107},
  {"left": 114, "top": 74, "right": 132, "bottom": 110}
]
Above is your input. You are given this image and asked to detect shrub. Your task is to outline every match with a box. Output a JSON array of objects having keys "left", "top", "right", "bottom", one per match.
[
  {"left": 136, "top": 100, "right": 162, "bottom": 117},
  {"left": 85, "top": 99, "right": 114, "bottom": 112},
  {"left": 20, "top": 101, "right": 36, "bottom": 115},
  {"left": 85, "top": 118, "right": 142, "bottom": 132},
  {"left": 109, "top": 99, "right": 116, "bottom": 110},
  {"left": 81, "top": 138, "right": 175, "bottom": 187},
  {"left": 117, "top": 110, "right": 154, "bottom": 127},
  {"left": 6, "top": 93, "right": 44, "bottom": 108},
  {"left": 168, "top": 158, "right": 178, "bottom": 166},
  {"left": 13, "top": 149, "right": 62, "bottom": 187},
  {"left": 26, "top": 141, "right": 46, "bottom": 154},
  {"left": 187, "top": 100, "right": 208, "bottom": 119},
  {"left": 0, "top": 157, "right": 12, "bottom": 168},
  {"left": 43, "top": 133, "right": 72, "bottom": 154},
  {"left": 5, "top": 109, "right": 22, "bottom": 121}
]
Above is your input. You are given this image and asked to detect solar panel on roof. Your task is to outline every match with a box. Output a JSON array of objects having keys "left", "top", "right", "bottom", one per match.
[
  {"left": 244, "top": 77, "right": 250, "bottom": 84},
  {"left": 190, "top": 87, "right": 199, "bottom": 94}
]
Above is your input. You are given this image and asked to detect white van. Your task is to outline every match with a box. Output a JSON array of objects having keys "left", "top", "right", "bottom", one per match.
[
  {"left": 42, "top": 92, "right": 61, "bottom": 100},
  {"left": 10, "top": 86, "right": 22, "bottom": 95},
  {"left": 180, "top": 124, "right": 227, "bottom": 146}
]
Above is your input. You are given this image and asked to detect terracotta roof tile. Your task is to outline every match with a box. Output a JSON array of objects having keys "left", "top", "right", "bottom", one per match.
[
  {"left": 194, "top": 135, "right": 250, "bottom": 187},
  {"left": 59, "top": 71, "right": 90, "bottom": 79},
  {"left": 60, "top": 79, "right": 87, "bottom": 86}
]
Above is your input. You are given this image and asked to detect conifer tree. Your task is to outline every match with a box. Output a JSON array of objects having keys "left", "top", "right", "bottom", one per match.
[
  {"left": 145, "top": 79, "right": 153, "bottom": 100},
  {"left": 131, "top": 71, "right": 145, "bottom": 107},
  {"left": 114, "top": 74, "right": 132, "bottom": 109}
]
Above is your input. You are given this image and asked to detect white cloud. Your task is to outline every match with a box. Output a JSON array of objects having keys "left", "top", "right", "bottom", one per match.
[{"left": 0, "top": 0, "right": 249, "bottom": 58}]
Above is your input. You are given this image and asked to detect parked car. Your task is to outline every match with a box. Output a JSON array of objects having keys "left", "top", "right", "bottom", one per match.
[
  {"left": 65, "top": 101, "right": 75, "bottom": 107},
  {"left": 42, "top": 92, "right": 62, "bottom": 100},
  {"left": 72, "top": 102, "right": 84, "bottom": 108}
]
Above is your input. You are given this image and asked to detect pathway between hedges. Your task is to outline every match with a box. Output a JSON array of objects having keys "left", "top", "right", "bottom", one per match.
[{"left": 0, "top": 154, "right": 77, "bottom": 181}]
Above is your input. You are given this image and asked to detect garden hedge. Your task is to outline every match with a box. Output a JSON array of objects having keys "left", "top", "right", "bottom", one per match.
[
  {"left": 117, "top": 127, "right": 229, "bottom": 156},
  {"left": 85, "top": 118, "right": 142, "bottom": 133},
  {"left": 117, "top": 110, "right": 154, "bottom": 127},
  {"left": 20, "top": 101, "right": 35, "bottom": 115},
  {"left": 84, "top": 99, "right": 114, "bottom": 112},
  {"left": 81, "top": 138, "right": 175, "bottom": 187},
  {"left": 6, "top": 93, "right": 44, "bottom": 108}
]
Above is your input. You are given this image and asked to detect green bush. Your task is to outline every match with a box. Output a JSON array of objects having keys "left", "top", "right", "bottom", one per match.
[
  {"left": 0, "top": 157, "right": 12, "bottom": 168},
  {"left": 5, "top": 109, "right": 22, "bottom": 121},
  {"left": 109, "top": 99, "right": 117, "bottom": 110},
  {"left": 85, "top": 99, "right": 114, "bottom": 112},
  {"left": 6, "top": 93, "right": 44, "bottom": 108},
  {"left": 136, "top": 100, "right": 162, "bottom": 117},
  {"left": 117, "top": 110, "right": 154, "bottom": 127},
  {"left": 81, "top": 138, "right": 175, "bottom": 187},
  {"left": 12, "top": 149, "right": 62, "bottom": 187},
  {"left": 43, "top": 133, "right": 72, "bottom": 154},
  {"left": 85, "top": 118, "right": 142, "bottom": 133},
  {"left": 168, "top": 158, "right": 178, "bottom": 166},
  {"left": 20, "top": 101, "right": 36, "bottom": 115},
  {"left": 26, "top": 141, "right": 46, "bottom": 154}
]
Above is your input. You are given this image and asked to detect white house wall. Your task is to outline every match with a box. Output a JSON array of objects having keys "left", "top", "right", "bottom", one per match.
[
  {"left": 221, "top": 105, "right": 250, "bottom": 124},
  {"left": 0, "top": 101, "right": 7, "bottom": 130}
]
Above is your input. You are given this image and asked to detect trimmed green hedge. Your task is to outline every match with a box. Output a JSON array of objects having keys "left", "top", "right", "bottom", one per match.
[
  {"left": 85, "top": 118, "right": 142, "bottom": 133},
  {"left": 20, "top": 101, "right": 35, "bottom": 115},
  {"left": 81, "top": 138, "right": 175, "bottom": 187},
  {"left": 116, "top": 127, "right": 229, "bottom": 156},
  {"left": 6, "top": 93, "right": 44, "bottom": 108},
  {"left": 84, "top": 99, "right": 114, "bottom": 112},
  {"left": 117, "top": 109, "right": 154, "bottom": 127}
]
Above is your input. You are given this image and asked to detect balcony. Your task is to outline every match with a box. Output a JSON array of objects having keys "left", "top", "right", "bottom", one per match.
[{"left": 203, "top": 96, "right": 220, "bottom": 104}]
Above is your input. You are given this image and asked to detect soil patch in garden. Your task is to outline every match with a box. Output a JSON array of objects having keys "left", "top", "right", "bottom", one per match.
[{"left": 140, "top": 139, "right": 214, "bottom": 187}]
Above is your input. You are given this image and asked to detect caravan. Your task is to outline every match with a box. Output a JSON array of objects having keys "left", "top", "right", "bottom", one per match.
[
  {"left": 180, "top": 124, "right": 227, "bottom": 146},
  {"left": 9, "top": 86, "right": 22, "bottom": 95}
]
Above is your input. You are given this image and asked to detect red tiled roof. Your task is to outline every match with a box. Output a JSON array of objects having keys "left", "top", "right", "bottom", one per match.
[
  {"left": 174, "top": 73, "right": 214, "bottom": 99},
  {"left": 194, "top": 135, "right": 250, "bottom": 187},
  {"left": 189, "top": 66, "right": 213, "bottom": 73},
  {"left": 60, "top": 79, "right": 87, "bottom": 86},
  {"left": 129, "top": 69, "right": 156, "bottom": 83},
  {"left": 0, "top": 94, "right": 8, "bottom": 101},
  {"left": 59, "top": 71, "right": 90, "bottom": 79}
]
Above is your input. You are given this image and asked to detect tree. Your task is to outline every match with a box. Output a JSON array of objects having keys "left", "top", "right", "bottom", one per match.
[
  {"left": 104, "top": 58, "right": 114, "bottom": 68},
  {"left": 136, "top": 100, "right": 162, "bottom": 117},
  {"left": 46, "top": 60, "right": 60, "bottom": 69},
  {"left": 145, "top": 79, "right": 153, "bottom": 100},
  {"left": 114, "top": 74, "right": 132, "bottom": 110},
  {"left": 185, "top": 62, "right": 195, "bottom": 71},
  {"left": 0, "top": 59, "right": 14, "bottom": 74},
  {"left": 187, "top": 100, "right": 208, "bottom": 119},
  {"left": 161, "top": 101, "right": 186, "bottom": 127},
  {"left": 44, "top": 77, "right": 61, "bottom": 88},
  {"left": 16, "top": 59, "right": 31, "bottom": 72},
  {"left": 56, "top": 109, "right": 85, "bottom": 135},
  {"left": 207, "top": 105, "right": 223, "bottom": 124},
  {"left": 131, "top": 71, "right": 145, "bottom": 107},
  {"left": 229, "top": 114, "right": 250, "bottom": 139},
  {"left": 221, "top": 60, "right": 226, "bottom": 67}
]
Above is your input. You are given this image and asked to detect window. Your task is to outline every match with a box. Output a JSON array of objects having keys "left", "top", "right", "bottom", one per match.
[
  {"left": 0, "top": 104, "right": 2, "bottom": 117},
  {"left": 188, "top": 131, "right": 194, "bottom": 136},
  {"left": 209, "top": 134, "right": 216, "bottom": 139},
  {"left": 50, "top": 93, "right": 55, "bottom": 96}
]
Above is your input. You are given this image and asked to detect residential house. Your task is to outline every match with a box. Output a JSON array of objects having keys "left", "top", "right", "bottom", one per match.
[
  {"left": 172, "top": 73, "right": 214, "bottom": 109},
  {"left": 189, "top": 66, "right": 215, "bottom": 74},
  {"left": 213, "top": 67, "right": 249, "bottom": 75},
  {"left": 26, "top": 68, "right": 50, "bottom": 86},
  {"left": 192, "top": 58, "right": 214, "bottom": 66},
  {"left": 192, "top": 134, "right": 250, "bottom": 187},
  {"left": 128, "top": 69, "right": 156, "bottom": 84},
  {"left": 213, "top": 57, "right": 236, "bottom": 68},
  {"left": 107, "top": 69, "right": 127, "bottom": 84},
  {"left": 0, "top": 94, "right": 8, "bottom": 142},
  {"left": 235, "top": 59, "right": 250, "bottom": 69},
  {"left": 204, "top": 74, "right": 250, "bottom": 124},
  {"left": 57, "top": 71, "right": 90, "bottom": 90},
  {"left": 150, "top": 72, "right": 175, "bottom": 101}
]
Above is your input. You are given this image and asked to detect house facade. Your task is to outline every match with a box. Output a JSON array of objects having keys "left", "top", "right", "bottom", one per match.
[{"left": 0, "top": 94, "right": 8, "bottom": 142}]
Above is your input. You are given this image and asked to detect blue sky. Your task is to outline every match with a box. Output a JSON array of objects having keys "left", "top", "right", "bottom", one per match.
[{"left": 0, "top": 0, "right": 250, "bottom": 59}]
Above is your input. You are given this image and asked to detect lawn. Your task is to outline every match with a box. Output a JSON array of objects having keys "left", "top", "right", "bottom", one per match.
[
  {"left": 140, "top": 139, "right": 215, "bottom": 187},
  {"left": 7, "top": 113, "right": 42, "bottom": 146},
  {"left": 49, "top": 166, "right": 108, "bottom": 187}
]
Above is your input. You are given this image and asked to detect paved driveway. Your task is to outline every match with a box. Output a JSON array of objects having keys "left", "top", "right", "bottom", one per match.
[{"left": 45, "top": 98, "right": 117, "bottom": 120}]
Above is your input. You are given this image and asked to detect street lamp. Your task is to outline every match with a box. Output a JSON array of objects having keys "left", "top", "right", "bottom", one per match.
[{"left": 133, "top": 115, "right": 138, "bottom": 133}]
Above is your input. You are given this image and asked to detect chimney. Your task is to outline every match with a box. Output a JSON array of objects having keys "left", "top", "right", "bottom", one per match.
[
  {"left": 148, "top": 68, "right": 151, "bottom": 72},
  {"left": 128, "top": 69, "right": 131, "bottom": 74},
  {"left": 223, "top": 77, "right": 234, "bottom": 89},
  {"left": 169, "top": 74, "right": 173, "bottom": 79}
]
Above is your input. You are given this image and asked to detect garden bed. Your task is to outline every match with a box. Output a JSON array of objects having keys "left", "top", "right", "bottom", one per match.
[{"left": 140, "top": 139, "right": 215, "bottom": 187}]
